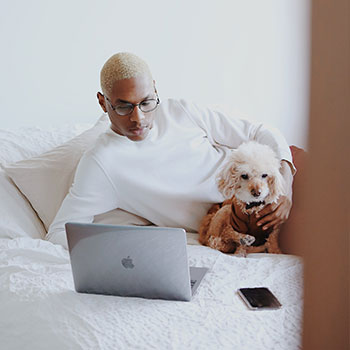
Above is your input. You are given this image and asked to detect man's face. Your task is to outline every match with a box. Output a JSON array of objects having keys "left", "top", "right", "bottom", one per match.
[{"left": 97, "top": 75, "right": 157, "bottom": 142}]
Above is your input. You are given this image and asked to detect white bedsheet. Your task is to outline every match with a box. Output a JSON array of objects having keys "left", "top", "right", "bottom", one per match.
[{"left": 0, "top": 237, "right": 303, "bottom": 350}]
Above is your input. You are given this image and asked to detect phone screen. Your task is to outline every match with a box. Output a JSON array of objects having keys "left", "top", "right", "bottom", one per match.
[{"left": 237, "top": 287, "right": 282, "bottom": 310}]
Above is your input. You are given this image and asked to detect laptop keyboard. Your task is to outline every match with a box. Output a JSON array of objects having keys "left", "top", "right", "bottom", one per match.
[{"left": 190, "top": 279, "right": 197, "bottom": 289}]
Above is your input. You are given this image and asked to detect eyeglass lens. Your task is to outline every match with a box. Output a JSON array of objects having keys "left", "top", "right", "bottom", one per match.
[{"left": 115, "top": 99, "right": 158, "bottom": 116}]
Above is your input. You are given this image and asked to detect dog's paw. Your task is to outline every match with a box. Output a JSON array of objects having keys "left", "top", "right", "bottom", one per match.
[
  {"left": 208, "top": 236, "right": 223, "bottom": 250},
  {"left": 234, "top": 246, "right": 248, "bottom": 257},
  {"left": 239, "top": 235, "right": 255, "bottom": 246}
]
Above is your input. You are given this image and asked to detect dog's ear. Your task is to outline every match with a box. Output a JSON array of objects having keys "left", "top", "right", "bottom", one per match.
[
  {"left": 266, "top": 168, "right": 285, "bottom": 203},
  {"left": 216, "top": 156, "right": 240, "bottom": 199}
]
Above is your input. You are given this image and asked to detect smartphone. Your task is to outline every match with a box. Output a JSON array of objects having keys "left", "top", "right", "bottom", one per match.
[{"left": 237, "top": 287, "right": 282, "bottom": 310}]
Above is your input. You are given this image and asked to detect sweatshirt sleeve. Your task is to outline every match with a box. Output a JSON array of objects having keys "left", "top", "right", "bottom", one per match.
[
  {"left": 46, "top": 152, "right": 120, "bottom": 249},
  {"left": 178, "top": 99, "right": 296, "bottom": 174}
]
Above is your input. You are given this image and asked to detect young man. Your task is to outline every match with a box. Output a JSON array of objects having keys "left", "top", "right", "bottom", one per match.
[{"left": 47, "top": 52, "right": 295, "bottom": 249}]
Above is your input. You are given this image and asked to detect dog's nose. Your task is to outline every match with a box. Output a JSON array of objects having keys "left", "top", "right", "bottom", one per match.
[{"left": 251, "top": 189, "right": 261, "bottom": 197}]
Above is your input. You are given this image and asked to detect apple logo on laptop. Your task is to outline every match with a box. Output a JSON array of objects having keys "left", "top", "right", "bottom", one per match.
[{"left": 121, "top": 256, "right": 135, "bottom": 269}]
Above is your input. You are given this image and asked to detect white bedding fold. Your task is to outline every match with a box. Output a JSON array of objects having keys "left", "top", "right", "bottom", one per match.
[{"left": 0, "top": 238, "right": 303, "bottom": 350}]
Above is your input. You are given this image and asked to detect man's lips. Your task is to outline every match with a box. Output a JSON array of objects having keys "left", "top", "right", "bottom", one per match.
[{"left": 129, "top": 126, "right": 148, "bottom": 135}]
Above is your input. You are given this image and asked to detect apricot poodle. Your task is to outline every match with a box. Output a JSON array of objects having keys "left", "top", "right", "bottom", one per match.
[{"left": 199, "top": 141, "right": 285, "bottom": 256}]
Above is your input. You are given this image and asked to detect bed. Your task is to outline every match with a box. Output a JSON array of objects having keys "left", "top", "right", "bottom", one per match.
[{"left": 0, "top": 116, "right": 303, "bottom": 350}]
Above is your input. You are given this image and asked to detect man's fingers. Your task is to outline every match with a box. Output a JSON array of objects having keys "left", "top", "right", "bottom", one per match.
[
  {"left": 256, "top": 203, "right": 278, "bottom": 219},
  {"left": 257, "top": 205, "right": 285, "bottom": 228},
  {"left": 262, "top": 219, "right": 281, "bottom": 231},
  {"left": 254, "top": 195, "right": 292, "bottom": 231},
  {"left": 257, "top": 213, "right": 276, "bottom": 227}
]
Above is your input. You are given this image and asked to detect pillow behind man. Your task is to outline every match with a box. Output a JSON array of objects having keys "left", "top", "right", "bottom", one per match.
[{"left": 3, "top": 115, "right": 110, "bottom": 231}]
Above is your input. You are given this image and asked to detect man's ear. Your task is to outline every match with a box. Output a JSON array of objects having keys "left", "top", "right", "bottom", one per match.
[{"left": 97, "top": 92, "right": 107, "bottom": 113}]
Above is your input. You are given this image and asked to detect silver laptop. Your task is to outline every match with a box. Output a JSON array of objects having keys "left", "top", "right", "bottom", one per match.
[{"left": 65, "top": 222, "right": 208, "bottom": 301}]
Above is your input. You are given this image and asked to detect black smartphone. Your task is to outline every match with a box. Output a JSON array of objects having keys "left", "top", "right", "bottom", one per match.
[{"left": 237, "top": 287, "right": 282, "bottom": 310}]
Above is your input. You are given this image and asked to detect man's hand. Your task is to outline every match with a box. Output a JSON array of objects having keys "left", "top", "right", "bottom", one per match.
[
  {"left": 256, "top": 195, "right": 292, "bottom": 231},
  {"left": 256, "top": 160, "right": 294, "bottom": 231}
]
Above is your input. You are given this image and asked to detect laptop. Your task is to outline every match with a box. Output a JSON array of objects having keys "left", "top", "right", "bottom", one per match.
[{"left": 65, "top": 222, "right": 208, "bottom": 301}]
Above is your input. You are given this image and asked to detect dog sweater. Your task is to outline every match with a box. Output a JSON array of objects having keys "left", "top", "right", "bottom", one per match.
[{"left": 229, "top": 198, "right": 273, "bottom": 246}]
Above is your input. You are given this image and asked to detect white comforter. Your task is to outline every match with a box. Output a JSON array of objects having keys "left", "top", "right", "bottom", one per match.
[{"left": 0, "top": 237, "right": 303, "bottom": 350}]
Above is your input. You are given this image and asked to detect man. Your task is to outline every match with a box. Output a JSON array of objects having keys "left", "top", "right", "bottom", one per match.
[{"left": 47, "top": 52, "right": 295, "bottom": 249}]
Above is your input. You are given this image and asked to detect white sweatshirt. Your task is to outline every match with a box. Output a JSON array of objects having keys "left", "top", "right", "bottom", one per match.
[{"left": 47, "top": 99, "right": 295, "bottom": 248}]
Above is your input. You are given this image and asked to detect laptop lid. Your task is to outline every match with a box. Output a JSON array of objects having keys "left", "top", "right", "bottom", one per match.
[{"left": 65, "top": 222, "right": 201, "bottom": 301}]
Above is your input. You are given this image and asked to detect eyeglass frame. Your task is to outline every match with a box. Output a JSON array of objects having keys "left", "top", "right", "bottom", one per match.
[{"left": 104, "top": 90, "right": 160, "bottom": 116}]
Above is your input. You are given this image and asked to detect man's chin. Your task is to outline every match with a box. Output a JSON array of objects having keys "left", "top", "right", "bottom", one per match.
[{"left": 127, "top": 127, "right": 150, "bottom": 141}]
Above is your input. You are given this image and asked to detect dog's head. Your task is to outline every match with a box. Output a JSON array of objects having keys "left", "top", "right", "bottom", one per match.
[{"left": 217, "top": 141, "right": 285, "bottom": 209}]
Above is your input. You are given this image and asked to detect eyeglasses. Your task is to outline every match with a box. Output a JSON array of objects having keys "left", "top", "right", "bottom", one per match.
[{"left": 105, "top": 92, "right": 160, "bottom": 116}]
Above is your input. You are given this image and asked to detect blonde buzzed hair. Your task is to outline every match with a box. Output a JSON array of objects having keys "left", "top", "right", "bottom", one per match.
[{"left": 100, "top": 52, "right": 153, "bottom": 96}]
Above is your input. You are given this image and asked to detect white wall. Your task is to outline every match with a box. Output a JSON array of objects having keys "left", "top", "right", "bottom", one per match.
[{"left": 0, "top": 0, "right": 310, "bottom": 147}]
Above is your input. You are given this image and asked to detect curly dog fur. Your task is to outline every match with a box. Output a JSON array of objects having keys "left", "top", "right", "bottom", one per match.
[{"left": 199, "top": 141, "right": 285, "bottom": 256}]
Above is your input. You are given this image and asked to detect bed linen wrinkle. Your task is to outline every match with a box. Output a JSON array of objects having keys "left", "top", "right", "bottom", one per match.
[
  {"left": 0, "top": 125, "right": 92, "bottom": 165},
  {"left": 0, "top": 237, "right": 302, "bottom": 350}
]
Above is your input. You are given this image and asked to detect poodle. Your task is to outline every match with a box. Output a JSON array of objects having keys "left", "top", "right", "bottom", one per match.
[{"left": 199, "top": 141, "right": 285, "bottom": 256}]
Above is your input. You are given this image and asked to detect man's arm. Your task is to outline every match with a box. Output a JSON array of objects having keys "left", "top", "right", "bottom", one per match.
[
  {"left": 179, "top": 100, "right": 296, "bottom": 175},
  {"left": 180, "top": 100, "right": 296, "bottom": 228},
  {"left": 46, "top": 152, "right": 119, "bottom": 249}
]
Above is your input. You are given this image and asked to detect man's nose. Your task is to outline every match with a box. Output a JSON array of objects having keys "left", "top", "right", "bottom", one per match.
[{"left": 129, "top": 107, "right": 145, "bottom": 124}]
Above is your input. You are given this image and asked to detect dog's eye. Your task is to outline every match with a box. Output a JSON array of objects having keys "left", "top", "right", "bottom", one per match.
[
  {"left": 241, "top": 174, "right": 249, "bottom": 180},
  {"left": 262, "top": 174, "right": 268, "bottom": 178}
]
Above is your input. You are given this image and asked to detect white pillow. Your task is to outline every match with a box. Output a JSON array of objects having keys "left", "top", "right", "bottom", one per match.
[
  {"left": 0, "top": 169, "right": 46, "bottom": 239},
  {"left": 3, "top": 115, "right": 110, "bottom": 231},
  {"left": 0, "top": 123, "right": 92, "bottom": 165}
]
